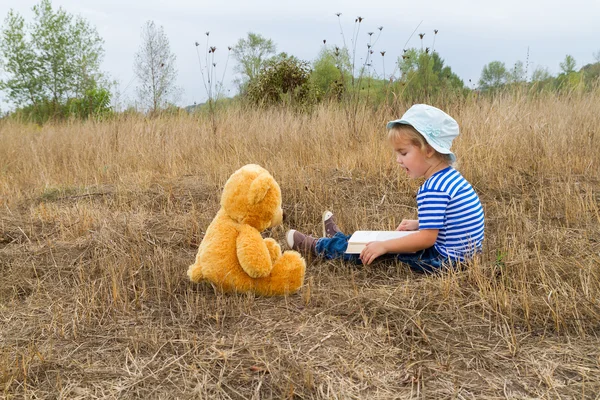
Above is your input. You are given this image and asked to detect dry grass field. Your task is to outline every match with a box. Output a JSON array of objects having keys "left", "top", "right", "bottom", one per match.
[{"left": 1, "top": 93, "right": 599, "bottom": 399}]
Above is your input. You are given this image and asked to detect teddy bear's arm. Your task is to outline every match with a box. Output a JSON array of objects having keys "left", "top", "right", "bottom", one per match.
[{"left": 236, "top": 224, "right": 273, "bottom": 278}]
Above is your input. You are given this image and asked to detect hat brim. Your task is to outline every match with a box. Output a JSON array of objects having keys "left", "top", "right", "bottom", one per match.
[{"left": 387, "top": 120, "right": 456, "bottom": 162}]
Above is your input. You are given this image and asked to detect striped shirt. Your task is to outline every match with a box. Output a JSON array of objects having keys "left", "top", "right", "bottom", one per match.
[{"left": 417, "top": 167, "right": 484, "bottom": 261}]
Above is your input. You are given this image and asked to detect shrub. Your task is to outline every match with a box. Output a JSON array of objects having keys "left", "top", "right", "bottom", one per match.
[{"left": 246, "top": 54, "right": 321, "bottom": 108}]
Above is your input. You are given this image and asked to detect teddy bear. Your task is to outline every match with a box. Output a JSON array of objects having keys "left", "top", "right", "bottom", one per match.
[{"left": 187, "top": 164, "right": 306, "bottom": 296}]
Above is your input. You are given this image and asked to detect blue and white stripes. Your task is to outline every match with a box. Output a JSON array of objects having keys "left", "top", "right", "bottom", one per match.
[{"left": 417, "top": 167, "right": 484, "bottom": 261}]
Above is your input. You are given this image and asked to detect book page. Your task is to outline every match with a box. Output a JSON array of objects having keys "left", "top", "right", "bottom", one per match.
[
  {"left": 345, "top": 230, "right": 418, "bottom": 254},
  {"left": 349, "top": 230, "right": 416, "bottom": 244}
]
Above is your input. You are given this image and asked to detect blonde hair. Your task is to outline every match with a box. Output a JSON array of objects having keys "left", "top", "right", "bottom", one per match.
[{"left": 388, "top": 124, "right": 454, "bottom": 165}]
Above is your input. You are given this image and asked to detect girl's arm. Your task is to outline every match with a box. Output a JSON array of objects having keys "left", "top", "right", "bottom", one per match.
[
  {"left": 360, "top": 229, "right": 439, "bottom": 265},
  {"left": 396, "top": 219, "right": 419, "bottom": 231}
]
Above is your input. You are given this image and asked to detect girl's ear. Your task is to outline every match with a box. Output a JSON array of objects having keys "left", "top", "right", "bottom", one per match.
[{"left": 425, "top": 144, "right": 437, "bottom": 159}]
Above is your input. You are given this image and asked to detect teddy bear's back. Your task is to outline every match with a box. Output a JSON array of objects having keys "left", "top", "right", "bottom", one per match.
[{"left": 196, "top": 210, "right": 257, "bottom": 292}]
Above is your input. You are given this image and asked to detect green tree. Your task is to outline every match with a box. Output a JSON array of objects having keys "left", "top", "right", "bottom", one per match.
[
  {"left": 580, "top": 62, "right": 600, "bottom": 88},
  {"left": 396, "top": 49, "right": 465, "bottom": 102},
  {"left": 133, "top": 20, "right": 178, "bottom": 114},
  {"left": 508, "top": 60, "right": 526, "bottom": 83},
  {"left": 559, "top": 55, "right": 576, "bottom": 74},
  {"left": 434, "top": 53, "right": 465, "bottom": 93},
  {"left": 0, "top": 0, "right": 107, "bottom": 119},
  {"left": 397, "top": 49, "right": 421, "bottom": 79},
  {"left": 0, "top": 10, "right": 41, "bottom": 107},
  {"left": 556, "top": 55, "right": 583, "bottom": 92},
  {"left": 531, "top": 66, "right": 552, "bottom": 82},
  {"left": 232, "top": 32, "right": 276, "bottom": 89},
  {"left": 528, "top": 66, "right": 554, "bottom": 93},
  {"left": 479, "top": 61, "right": 508, "bottom": 90},
  {"left": 310, "top": 45, "right": 351, "bottom": 99}
]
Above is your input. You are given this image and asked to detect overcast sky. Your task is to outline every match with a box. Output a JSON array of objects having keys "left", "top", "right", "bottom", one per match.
[{"left": 1, "top": 0, "right": 599, "bottom": 110}]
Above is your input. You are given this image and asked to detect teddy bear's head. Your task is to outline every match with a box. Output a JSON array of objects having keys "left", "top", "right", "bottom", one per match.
[{"left": 220, "top": 164, "right": 283, "bottom": 231}]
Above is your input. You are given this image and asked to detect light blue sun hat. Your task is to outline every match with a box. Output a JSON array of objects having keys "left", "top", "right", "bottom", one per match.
[{"left": 386, "top": 104, "right": 459, "bottom": 162}]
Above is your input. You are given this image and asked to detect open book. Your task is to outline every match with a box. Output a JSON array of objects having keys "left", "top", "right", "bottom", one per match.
[{"left": 345, "top": 230, "right": 417, "bottom": 254}]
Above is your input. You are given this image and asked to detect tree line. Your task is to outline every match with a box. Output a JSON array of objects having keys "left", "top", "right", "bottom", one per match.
[
  {"left": 479, "top": 53, "right": 600, "bottom": 94},
  {"left": 1, "top": 0, "right": 599, "bottom": 122}
]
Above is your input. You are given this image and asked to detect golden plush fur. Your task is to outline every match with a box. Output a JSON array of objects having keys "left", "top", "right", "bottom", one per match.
[{"left": 187, "top": 164, "right": 306, "bottom": 296}]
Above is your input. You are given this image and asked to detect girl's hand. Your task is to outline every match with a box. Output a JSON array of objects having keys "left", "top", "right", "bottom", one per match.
[
  {"left": 360, "top": 241, "right": 387, "bottom": 265},
  {"left": 396, "top": 219, "right": 419, "bottom": 231}
]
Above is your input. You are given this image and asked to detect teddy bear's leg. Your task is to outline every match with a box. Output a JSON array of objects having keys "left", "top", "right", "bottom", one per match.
[
  {"left": 187, "top": 262, "right": 204, "bottom": 283},
  {"left": 253, "top": 250, "right": 306, "bottom": 296},
  {"left": 263, "top": 238, "right": 282, "bottom": 263}
]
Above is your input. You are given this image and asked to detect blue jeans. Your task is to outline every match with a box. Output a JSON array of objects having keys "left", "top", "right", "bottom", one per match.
[{"left": 315, "top": 232, "right": 454, "bottom": 274}]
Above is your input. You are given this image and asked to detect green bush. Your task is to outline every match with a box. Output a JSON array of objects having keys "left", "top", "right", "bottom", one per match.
[
  {"left": 8, "top": 87, "right": 111, "bottom": 123},
  {"left": 67, "top": 87, "right": 112, "bottom": 119},
  {"left": 246, "top": 54, "right": 322, "bottom": 108}
]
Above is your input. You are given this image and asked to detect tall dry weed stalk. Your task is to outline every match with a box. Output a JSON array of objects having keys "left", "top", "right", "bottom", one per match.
[{"left": 0, "top": 92, "right": 599, "bottom": 398}]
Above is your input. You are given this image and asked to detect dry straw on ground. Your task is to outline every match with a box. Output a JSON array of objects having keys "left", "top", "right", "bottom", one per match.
[{"left": 1, "top": 93, "right": 599, "bottom": 399}]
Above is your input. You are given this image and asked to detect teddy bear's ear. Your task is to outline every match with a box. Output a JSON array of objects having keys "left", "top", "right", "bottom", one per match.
[{"left": 248, "top": 173, "right": 272, "bottom": 205}]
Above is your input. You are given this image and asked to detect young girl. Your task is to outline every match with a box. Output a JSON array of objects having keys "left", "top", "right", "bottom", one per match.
[{"left": 286, "top": 104, "right": 485, "bottom": 273}]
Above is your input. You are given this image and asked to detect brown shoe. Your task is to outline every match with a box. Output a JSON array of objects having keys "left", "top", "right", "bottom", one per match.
[
  {"left": 322, "top": 210, "right": 341, "bottom": 238},
  {"left": 286, "top": 230, "right": 317, "bottom": 255}
]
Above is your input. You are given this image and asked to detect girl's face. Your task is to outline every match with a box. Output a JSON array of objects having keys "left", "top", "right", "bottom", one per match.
[{"left": 391, "top": 135, "right": 438, "bottom": 179}]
